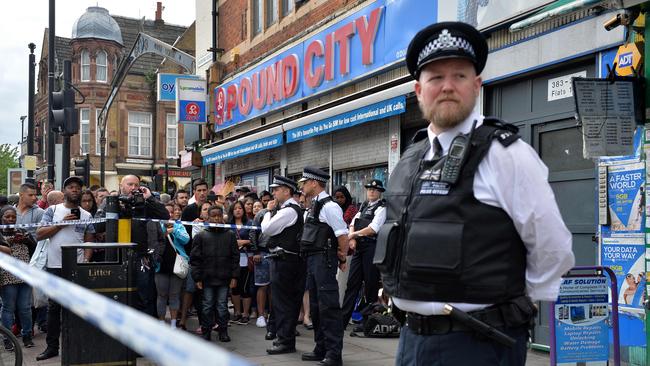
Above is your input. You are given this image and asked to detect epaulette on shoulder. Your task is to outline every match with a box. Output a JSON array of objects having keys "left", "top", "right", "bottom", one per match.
[
  {"left": 411, "top": 128, "right": 429, "bottom": 144},
  {"left": 483, "top": 117, "right": 520, "bottom": 147}
]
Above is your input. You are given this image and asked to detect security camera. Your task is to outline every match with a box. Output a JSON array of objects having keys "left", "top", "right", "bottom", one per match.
[{"left": 604, "top": 12, "right": 630, "bottom": 31}]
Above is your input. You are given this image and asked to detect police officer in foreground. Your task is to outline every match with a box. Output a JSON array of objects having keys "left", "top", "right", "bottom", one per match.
[
  {"left": 374, "top": 22, "right": 575, "bottom": 365},
  {"left": 262, "top": 176, "right": 305, "bottom": 355},
  {"left": 299, "top": 167, "right": 349, "bottom": 366},
  {"left": 341, "top": 179, "right": 386, "bottom": 332}
]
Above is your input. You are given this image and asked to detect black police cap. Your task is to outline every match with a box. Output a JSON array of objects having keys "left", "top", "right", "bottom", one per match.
[
  {"left": 406, "top": 21, "right": 488, "bottom": 80},
  {"left": 364, "top": 179, "right": 385, "bottom": 192},
  {"left": 269, "top": 175, "right": 298, "bottom": 192}
]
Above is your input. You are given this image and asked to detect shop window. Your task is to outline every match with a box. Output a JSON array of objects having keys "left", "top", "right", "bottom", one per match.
[
  {"left": 166, "top": 113, "right": 178, "bottom": 158},
  {"left": 334, "top": 166, "right": 388, "bottom": 206},
  {"left": 240, "top": 169, "right": 272, "bottom": 194},
  {"left": 80, "top": 50, "right": 90, "bottom": 82},
  {"left": 80, "top": 108, "right": 90, "bottom": 154},
  {"left": 96, "top": 50, "right": 107, "bottom": 82},
  {"left": 128, "top": 111, "right": 152, "bottom": 157},
  {"left": 252, "top": 0, "right": 263, "bottom": 36}
]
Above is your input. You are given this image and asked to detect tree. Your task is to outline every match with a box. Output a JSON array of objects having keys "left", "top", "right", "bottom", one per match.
[{"left": 0, "top": 144, "right": 20, "bottom": 195}]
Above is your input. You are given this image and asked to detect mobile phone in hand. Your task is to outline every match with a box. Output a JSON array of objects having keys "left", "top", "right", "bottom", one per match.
[{"left": 71, "top": 208, "right": 81, "bottom": 219}]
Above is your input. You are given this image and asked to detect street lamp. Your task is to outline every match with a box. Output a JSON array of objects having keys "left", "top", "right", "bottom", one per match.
[{"left": 19, "top": 115, "right": 27, "bottom": 144}]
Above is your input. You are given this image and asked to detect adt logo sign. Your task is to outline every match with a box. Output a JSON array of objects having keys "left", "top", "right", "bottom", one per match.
[
  {"left": 157, "top": 73, "right": 200, "bottom": 102},
  {"left": 618, "top": 52, "right": 633, "bottom": 68}
]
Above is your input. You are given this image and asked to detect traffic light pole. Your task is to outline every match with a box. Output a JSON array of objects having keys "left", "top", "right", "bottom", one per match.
[
  {"left": 27, "top": 43, "right": 35, "bottom": 179},
  {"left": 47, "top": 0, "right": 56, "bottom": 184},
  {"left": 61, "top": 60, "right": 71, "bottom": 182}
]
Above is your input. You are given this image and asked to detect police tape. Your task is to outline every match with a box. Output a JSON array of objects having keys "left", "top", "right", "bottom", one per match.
[
  {"left": 0, "top": 251, "right": 254, "bottom": 366},
  {"left": 0, "top": 218, "right": 107, "bottom": 230},
  {"left": 133, "top": 218, "right": 260, "bottom": 230},
  {"left": 0, "top": 218, "right": 260, "bottom": 231}
]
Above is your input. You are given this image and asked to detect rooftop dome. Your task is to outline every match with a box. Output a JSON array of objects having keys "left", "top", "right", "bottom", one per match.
[{"left": 71, "top": 7, "right": 123, "bottom": 45}]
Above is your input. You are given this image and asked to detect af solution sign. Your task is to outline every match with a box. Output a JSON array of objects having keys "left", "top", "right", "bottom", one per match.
[
  {"left": 176, "top": 78, "right": 207, "bottom": 124},
  {"left": 213, "top": 0, "right": 438, "bottom": 131}
]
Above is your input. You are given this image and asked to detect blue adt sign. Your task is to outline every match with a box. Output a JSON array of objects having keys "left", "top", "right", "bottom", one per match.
[
  {"left": 158, "top": 73, "right": 200, "bottom": 102},
  {"left": 286, "top": 96, "right": 406, "bottom": 143},
  {"left": 203, "top": 134, "right": 283, "bottom": 165}
]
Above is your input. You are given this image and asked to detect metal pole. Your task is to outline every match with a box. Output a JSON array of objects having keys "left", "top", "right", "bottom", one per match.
[
  {"left": 47, "top": 0, "right": 56, "bottom": 184},
  {"left": 104, "top": 195, "right": 119, "bottom": 261},
  {"left": 61, "top": 60, "right": 71, "bottom": 182},
  {"left": 27, "top": 43, "right": 35, "bottom": 178}
]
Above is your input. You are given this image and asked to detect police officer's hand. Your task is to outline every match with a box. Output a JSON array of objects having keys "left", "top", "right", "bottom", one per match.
[
  {"left": 338, "top": 260, "right": 347, "bottom": 272},
  {"left": 253, "top": 254, "right": 262, "bottom": 263},
  {"left": 349, "top": 238, "right": 356, "bottom": 251},
  {"left": 267, "top": 199, "right": 277, "bottom": 211},
  {"left": 196, "top": 281, "right": 203, "bottom": 290},
  {"left": 230, "top": 278, "right": 237, "bottom": 288}
]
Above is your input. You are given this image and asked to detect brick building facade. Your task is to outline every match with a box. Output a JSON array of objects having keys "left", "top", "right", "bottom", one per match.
[{"left": 34, "top": 6, "right": 190, "bottom": 191}]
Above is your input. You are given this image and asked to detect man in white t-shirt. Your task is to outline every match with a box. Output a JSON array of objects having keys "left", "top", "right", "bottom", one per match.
[{"left": 35, "top": 176, "right": 95, "bottom": 361}]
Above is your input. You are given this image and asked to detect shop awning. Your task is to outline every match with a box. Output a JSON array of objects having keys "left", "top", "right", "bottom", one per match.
[
  {"left": 282, "top": 81, "right": 414, "bottom": 143},
  {"left": 201, "top": 126, "right": 283, "bottom": 165}
]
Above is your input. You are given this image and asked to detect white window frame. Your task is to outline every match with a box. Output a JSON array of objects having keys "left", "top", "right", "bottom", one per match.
[
  {"left": 166, "top": 113, "right": 178, "bottom": 159},
  {"left": 281, "top": 0, "right": 294, "bottom": 17},
  {"left": 128, "top": 111, "right": 152, "bottom": 157},
  {"left": 253, "top": 0, "right": 263, "bottom": 36},
  {"left": 266, "top": 0, "right": 278, "bottom": 28},
  {"left": 96, "top": 50, "right": 108, "bottom": 83},
  {"left": 80, "top": 108, "right": 90, "bottom": 154},
  {"left": 81, "top": 50, "right": 90, "bottom": 82}
]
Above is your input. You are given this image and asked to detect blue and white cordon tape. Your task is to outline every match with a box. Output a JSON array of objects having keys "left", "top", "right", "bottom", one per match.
[
  {"left": 0, "top": 218, "right": 107, "bottom": 230},
  {"left": 0, "top": 251, "right": 254, "bottom": 366},
  {"left": 0, "top": 218, "right": 260, "bottom": 231}
]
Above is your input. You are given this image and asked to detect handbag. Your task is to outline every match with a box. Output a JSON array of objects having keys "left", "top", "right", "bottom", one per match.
[{"left": 168, "top": 235, "right": 189, "bottom": 279}]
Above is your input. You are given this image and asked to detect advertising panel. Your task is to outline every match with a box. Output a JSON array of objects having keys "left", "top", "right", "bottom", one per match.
[
  {"left": 157, "top": 73, "right": 200, "bottom": 102},
  {"left": 176, "top": 78, "right": 208, "bottom": 124}
]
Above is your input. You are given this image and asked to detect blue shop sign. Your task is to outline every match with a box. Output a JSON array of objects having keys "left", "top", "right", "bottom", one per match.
[
  {"left": 158, "top": 73, "right": 200, "bottom": 102},
  {"left": 203, "top": 134, "right": 283, "bottom": 165},
  {"left": 286, "top": 95, "right": 405, "bottom": 143},
  {"left": 214, "top": 0, "right": 437, "bottom": 130}
]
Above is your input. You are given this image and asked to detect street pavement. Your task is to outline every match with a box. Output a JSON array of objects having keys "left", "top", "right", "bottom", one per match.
[{"left": 20, "top": 314, "right": 550, "bottom": 365}]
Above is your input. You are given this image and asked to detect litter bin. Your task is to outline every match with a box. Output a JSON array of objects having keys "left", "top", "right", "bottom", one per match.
[{"left": 60, "top": 243, "right": 137, "bottom": 366}]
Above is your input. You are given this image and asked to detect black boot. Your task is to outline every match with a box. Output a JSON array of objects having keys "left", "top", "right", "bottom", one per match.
[
  {"left": 218, "top": 331, "right": 231, "bottom": 342},
  {"left": 201, "top": 327, "right": 211, "bottom": 341},
  {"left": 36, "top": 346, "right": 59, "bottom": 361}
]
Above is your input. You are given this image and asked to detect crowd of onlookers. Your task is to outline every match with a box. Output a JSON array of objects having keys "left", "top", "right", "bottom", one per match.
[{"left": 0, "top": 176, "right": 369, "bottom": 359}]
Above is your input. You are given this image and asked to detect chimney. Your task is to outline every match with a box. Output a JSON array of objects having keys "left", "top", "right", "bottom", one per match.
[{"left": 155, "top": 2, "right": 164, "bottom": 24}]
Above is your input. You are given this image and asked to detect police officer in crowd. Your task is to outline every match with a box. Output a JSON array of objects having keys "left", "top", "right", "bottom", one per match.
[
  {"left": 341, "top": 179, "right": 386, "bottom": 332},
  {"left": 261, "top": 176, "right": 305, "bottom": 355},
  {"left": 299, "top": 167, "right": 348, "bottom": 366},
  {"left": 375, "top": 22, "right": 575, "bottom": 365}
]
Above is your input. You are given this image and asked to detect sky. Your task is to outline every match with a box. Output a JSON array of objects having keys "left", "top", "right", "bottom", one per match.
[{"left": 0, "top": 0, "right": 196, "bottom": 149}]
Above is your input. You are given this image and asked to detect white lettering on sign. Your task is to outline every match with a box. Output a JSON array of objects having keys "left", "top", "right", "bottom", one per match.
[{"left": 547, "top": 71, "right": 587, "bottom": 102}]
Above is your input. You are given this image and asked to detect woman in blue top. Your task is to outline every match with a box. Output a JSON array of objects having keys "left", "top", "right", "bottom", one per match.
[
  {"left": 228, "top": 200, "right": 254, "bottom": 325},
  {"left": 147, "top": 220, "right": 189, "bottom": 328}
]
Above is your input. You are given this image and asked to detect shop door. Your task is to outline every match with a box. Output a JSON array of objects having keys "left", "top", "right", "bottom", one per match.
[{"left": 531, "top": 118, "right": 596, "bottom": 346}]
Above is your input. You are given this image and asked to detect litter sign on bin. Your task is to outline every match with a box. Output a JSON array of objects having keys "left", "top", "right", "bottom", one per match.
[{"left": 554, "top": 276, "right": 609, "bottom": 363}]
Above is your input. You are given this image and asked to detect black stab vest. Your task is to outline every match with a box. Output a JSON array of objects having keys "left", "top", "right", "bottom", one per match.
[
  {"left": 268, "top": 203, "right": 304, "bottom": 253},
  {"left": 374, "top": 119, "right": 527, "bottom": 304},
  {"left": 353, "top": 200, "right": 384, "bottom": 244},
  {"left": 300, "top": 196, "right": 335, "bottom": 252}
]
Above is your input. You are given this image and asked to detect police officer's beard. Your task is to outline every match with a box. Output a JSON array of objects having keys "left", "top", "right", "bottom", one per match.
[{"left": 419, "top": 99, "right": 474, "bottom": 130}]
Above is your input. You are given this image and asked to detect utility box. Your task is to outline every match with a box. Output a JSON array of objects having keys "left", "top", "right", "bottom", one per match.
[{"left": 60, "top": 243, "right": 137, "bottom": 366}]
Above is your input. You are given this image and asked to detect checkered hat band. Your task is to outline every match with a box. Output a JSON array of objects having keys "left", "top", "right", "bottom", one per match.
[
  {"left": 301, "top": 172, "right": 328, "bottom": 182},
  {"left": 272, "top": 178, "right": 297, "bottom": 191},
  {"left": 417, "top": 29, "right": 476, "bottom": 66}
]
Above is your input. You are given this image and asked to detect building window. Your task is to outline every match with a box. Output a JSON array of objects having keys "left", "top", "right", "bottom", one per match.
[
  {"left": 80, "top": 108, "right": 90, "bottom": 154},
  {"left": 128, "top": 112, "right": 152, "bottom": 157},
  {"left": 253, "top": 0, "right": 263, "bottom": 36},
  {"left": 96, "top": 50, "right": 107, "bottom": 82},
  {"left": 95, "top": 118, "right": 107, "bottom": 156},
  {"left": 266, "top": 0, "right": 278, "bottom": 27},
  {"left": 166, "top": 113, "right": 178, "bottom": 158},
  {"left": 281, "top": 0, "right": 293, "bottom": 17},
  {"left": 334, "top": 166, "right": 388, "bottom": 206},
  {"left": 81, "top": 50, "right": 90, "bottom": 82}
]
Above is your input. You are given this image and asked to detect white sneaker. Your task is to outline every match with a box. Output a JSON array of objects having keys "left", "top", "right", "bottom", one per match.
[{"left": 256, "top": 315, "right": 267, "bottom": 328}]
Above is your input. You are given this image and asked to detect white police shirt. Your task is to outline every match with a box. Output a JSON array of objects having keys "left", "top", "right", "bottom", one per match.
[
  {"left": 392, "top": 112, "right": 575, "bottom": 315},
  {"left": 306, "top": 191, "right": 349, "bottom": 237},
  {"left": 350, "top": 199, "right": 386, "bottom": 233},
  {"left": 261, "top": 197, "right": 300, "bottom": 236}
]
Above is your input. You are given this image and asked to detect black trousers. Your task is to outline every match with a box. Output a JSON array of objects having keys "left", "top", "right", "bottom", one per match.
[
  {"left": 270, "top": 255, "right": 306, "bottom": 347},
  {"left": 45, "top": 268, "right": 63, "bottom": 349},
  {"left": 341, "top": 240, "right": 380, "bottom": 327},
  {"left": 306, "top": 251, "right": 343, "bottom": 360}
]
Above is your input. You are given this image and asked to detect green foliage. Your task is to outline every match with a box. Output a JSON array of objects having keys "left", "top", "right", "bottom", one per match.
[{"left": 0, "top": 144, "right": 19, "bottom": 195}]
